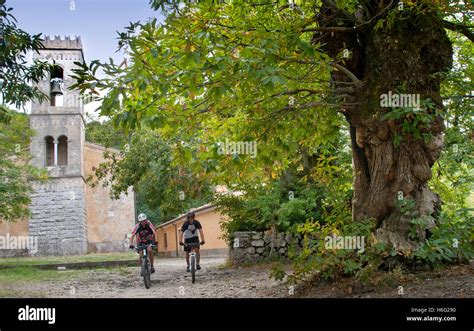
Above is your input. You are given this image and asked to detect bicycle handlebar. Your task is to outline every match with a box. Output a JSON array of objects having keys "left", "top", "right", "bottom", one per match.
[
  {"left": 180, "top": 242, "right": 201, "bottom": 248},
  {"left": 129, "top": 244, "right": 156, "bottom": 251}
]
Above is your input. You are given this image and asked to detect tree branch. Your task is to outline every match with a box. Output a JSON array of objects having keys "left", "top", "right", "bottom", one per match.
[
  {"left": 330, "top": 63, "right": 362, "bottom": 86},
  {"left": 301, "top": 0, "right": 398, "bottom": 34},
  {"left": 280, "top": 56, "right": 362, "bottom": 86},
  {"left": 270, "top": 89, "right": 321, "bottom": 98},
  {"left": 301, "top": 26, "right": 357, "bottom": 33},
  {"left": 442, "top": 20, "right": 474, "bottom": 42},
  {"left": 356, "top": 0, "right": 398, "bottom": 30}
]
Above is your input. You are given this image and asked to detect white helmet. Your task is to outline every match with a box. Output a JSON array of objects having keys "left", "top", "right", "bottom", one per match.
[{"left": 138, "top": 213, "right": 147, "bottom": 222}]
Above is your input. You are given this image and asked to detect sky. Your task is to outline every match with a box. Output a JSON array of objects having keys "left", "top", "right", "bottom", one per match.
[
  {"left": 8, "top": 0, "right": 160, "bottom": 64},
  {"left": 7, "top": 0, "right": 161, "bottom": 116}
]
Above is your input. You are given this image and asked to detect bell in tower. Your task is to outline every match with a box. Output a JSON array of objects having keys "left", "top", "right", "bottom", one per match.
[
  {"left": 50, "top": 78, "right": 63, "bottom": 95},
  {"left": 50, "top": 65, "right": 64, "bottom": 106}
]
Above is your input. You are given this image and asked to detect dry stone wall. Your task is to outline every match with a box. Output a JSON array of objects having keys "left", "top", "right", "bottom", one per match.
[{"left": 230, "top": 231, "right": 303, "bottom": 264}]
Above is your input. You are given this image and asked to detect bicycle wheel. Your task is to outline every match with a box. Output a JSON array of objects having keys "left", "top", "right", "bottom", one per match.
[
  {"left": 142, "top": 257, "right": 151, "bottom": 289},
  {"left": 190, "top": 254, "right": 196, "bottom": 284}
]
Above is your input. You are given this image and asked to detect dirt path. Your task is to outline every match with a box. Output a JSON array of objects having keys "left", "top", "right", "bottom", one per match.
[
  {"left": 2, "top": 257, "right": 473, "bottom": 298},
  {"left": 297, "top": 262, "right": 474, "bottom": 298},
  {"left": 6, "top": 257, "right": 289, "bottom": 298}
]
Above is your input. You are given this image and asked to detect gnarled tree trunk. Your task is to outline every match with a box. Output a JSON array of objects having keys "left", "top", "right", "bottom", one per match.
[{"left": 317, "top": 0, "right": 453, "bottom": 252}]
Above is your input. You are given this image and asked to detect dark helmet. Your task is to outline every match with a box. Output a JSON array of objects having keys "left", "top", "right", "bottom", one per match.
[{"left": 186, "top": 211, "right": 195, "bottom": 219}]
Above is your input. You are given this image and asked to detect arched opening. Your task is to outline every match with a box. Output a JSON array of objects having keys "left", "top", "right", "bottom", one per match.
[
  {"left": 58, "top": 135, "right": 68, "bottom": 166},
  {"left": 50, "top": 65, "right": 64, "bottom": 106},
  {"left": 45, "top": 136, "right": 54, "bottom": 166}
]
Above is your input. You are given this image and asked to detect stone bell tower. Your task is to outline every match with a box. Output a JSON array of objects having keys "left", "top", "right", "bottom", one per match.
[{"left": 29, "top": 36, "right": 87, "bottom": 255}]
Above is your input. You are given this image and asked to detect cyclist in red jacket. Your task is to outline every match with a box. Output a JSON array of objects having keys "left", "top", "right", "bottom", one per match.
[{"left": 130, "top": 213, "right": 157, "bottom": 273}]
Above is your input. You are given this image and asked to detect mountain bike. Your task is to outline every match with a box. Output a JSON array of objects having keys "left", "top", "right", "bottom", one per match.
[
  {"left": 130, "top": 243, "right": 156, "bottom": 289},
  {"left": 181, "top": 242, "right": 202, "bottom": 284}
]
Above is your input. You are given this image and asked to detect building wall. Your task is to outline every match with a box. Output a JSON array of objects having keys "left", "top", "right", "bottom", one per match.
[
  {"left": 157, "top": 224, "right": 179, "bottom": 258},
  {"left": 0, "top": 142, "right": 135, "bottom": 257},
  {"left": 84, "top": 143, "right": 135, "bottom": 253},
  {"left": 29, "top": 178, "right": 87, "bottom": 255},
  {"left": 0, "top": 219, "right": 29, "bottom": 257},
  {"left": 0, "top": 219, "right": 28, "bottom": 237},
  {"left": 195, "top": 209, "right": 228, "bottom": 250},
  {"left": 156, "top": 207, "right": 229, "bottom": 258}
]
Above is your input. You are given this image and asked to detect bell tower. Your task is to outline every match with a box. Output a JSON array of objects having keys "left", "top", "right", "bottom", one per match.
[{"left": 29, "top": 36, "right": 87, "bottom": 255}]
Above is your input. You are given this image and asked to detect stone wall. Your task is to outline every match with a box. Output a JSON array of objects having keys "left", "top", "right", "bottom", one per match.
[
  {"left": 230, "top": 231, "right": 302, "bottom": 264},
  {"left": 29, "top": 178, "right": 87, "bottom": 255},
  {"left": 84, "top": 143, "right": 135, "bottom": 253}
]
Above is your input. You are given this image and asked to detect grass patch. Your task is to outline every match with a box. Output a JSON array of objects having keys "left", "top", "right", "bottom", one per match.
[
  {"left": 91, "top": 266, "right": 133, "bottom": 276},
  {"left": 0, "top": 266, "right": 83, "bottom": 283},
  {"left": 0, "top": 251, "right": 136, "bottom": 267},
  {"left": 0, "top": 267, "right": 86, "bottom": 298},
  {"left": 218, "top": 257, "right": 233, "bottom": 269}
]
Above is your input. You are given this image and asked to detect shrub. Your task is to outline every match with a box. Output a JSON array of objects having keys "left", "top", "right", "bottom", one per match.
[
  {"left": 414, "top": 208, "right": 474, "bottom": 265},
  {"left": 215, "top": 181, "right": 351, "bottom": 242}
]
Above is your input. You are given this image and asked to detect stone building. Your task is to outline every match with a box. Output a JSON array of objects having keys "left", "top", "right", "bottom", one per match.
[{"left": 0, "top": 36, "right": 135, "bottom": 256}]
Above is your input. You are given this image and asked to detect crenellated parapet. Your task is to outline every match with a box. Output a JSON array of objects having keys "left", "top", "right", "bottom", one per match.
[{"left": 42, "top": 35, "right": 82, "bottom": 50}]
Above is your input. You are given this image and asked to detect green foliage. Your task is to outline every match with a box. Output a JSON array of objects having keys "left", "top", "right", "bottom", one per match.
[
  {"left": 86, "top": 128, "right": 213, "bottom": 224},
  {"left": 215, "top": 135, "right": 353, "bottom": 241},
  {"left": 381, "top": 97, "right": 438, "bottom": 147},
  {"left": 70, "top": 0, "right": 342, "bottom": 189},
  {"left": 415, "top": 209, "right": 474, "bottom": 265},
  {"left": 269, "top": 264, "right": 287, "bottom": 282},
  {"left": 216, "top": 182, "right": 329, "bottom": 239},
  {"left": 280, "top": 218, "right": 381, "bottom": 284},
  {"left": 0, "top": 4, "right": 52, "bottom": 222},
  {"left": 408, "top": 216, "right": 432, "bottom": 241},
  {"left": 432, "top": 31, "right": 473, "bottom": 210},
  {"left": 418, "top": 30, "right": 474, "bottom": 267},
  {"left": 215, "top": 184, "right": 281, "bottom": 236},
  {"left": 277, "top": 198, "right": 312, "bottom": 230},
  {"left": 85, "top": 119, "right": 128, "bottom": 149},
  {"left": 394, "top": 196, "right": 416, "bottom": 217},
  {"left": 0, "top": 110, "right": 46, "bottom": 222},
  {"left": 0, "top": 2, "right": 51, "bottom": 108}
]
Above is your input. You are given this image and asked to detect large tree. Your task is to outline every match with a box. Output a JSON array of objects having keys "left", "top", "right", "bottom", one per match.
[
  {"left": 0, "top": 1, "right": 49, "bottom": 221},
  {"left": 0, "top": 0, "right": 49, "bottom": 112},
  {"left": 72, "top": 0, "right": 473, "bottom": 253}
]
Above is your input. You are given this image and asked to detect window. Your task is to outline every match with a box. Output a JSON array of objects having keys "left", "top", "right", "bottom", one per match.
[
  {"left": 164, "top": 233, "right": 168, "bottom": 249},
  {"left": 57, "top": 135, "right": 68, "bottom": 166},
  {"left": 45, "top": 136, "right": 54, "bottom": 166}
]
